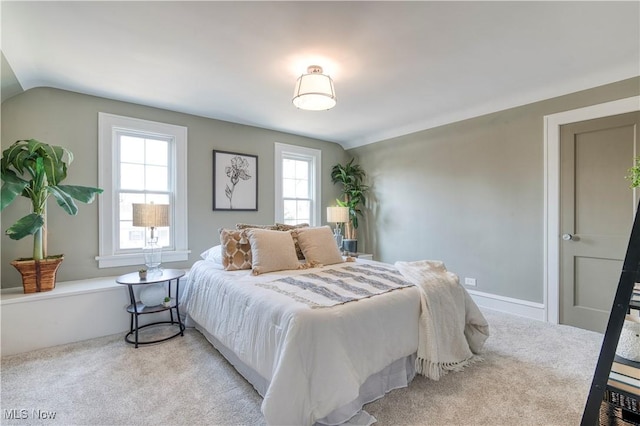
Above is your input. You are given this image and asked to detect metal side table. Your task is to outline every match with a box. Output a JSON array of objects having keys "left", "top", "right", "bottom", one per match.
[{"left": 116, "top": 269, "right": 185, "bottom": 348}]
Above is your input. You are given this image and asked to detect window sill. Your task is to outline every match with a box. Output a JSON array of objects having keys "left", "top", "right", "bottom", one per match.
[
  {"left": 1, "top": 271, "right": 190, "bottom": 356},
  {"left": 95, "top": 250, "right": 190, "bottom": 268},
  {"left": 1, "top": 276, "right": 122, "bottom": 305}
]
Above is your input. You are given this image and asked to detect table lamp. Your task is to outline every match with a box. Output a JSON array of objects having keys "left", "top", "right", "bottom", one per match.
[
  {"left": 327, "top": 206, "right": 349, "bottom": 248},
  {"left": 132, "top": 202, "right": 170, "bottom": 274}
]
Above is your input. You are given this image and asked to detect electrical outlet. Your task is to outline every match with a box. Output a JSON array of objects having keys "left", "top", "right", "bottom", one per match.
[{"left": 464, "top": 277, "right": 477, "bottom": 286}]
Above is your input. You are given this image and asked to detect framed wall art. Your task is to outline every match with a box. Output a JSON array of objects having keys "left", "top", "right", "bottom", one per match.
[{"left": 213, "top": 150, "right": 258, "bottom": 211}]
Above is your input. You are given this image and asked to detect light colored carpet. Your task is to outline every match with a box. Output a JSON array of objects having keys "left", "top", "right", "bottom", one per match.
[{"left": 1, "top": 309, "right": 602, "bottom": 426}]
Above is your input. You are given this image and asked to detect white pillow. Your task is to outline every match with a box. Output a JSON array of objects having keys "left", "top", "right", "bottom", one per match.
[
  {"left": 247, "top": 229, "right": 301, "bottom": 275},
  {"left": 295, "top": 226, "right": 344, "bottom": 266},
  {"left": 200, "top": 245, "right": 223, "bottom": 264}
]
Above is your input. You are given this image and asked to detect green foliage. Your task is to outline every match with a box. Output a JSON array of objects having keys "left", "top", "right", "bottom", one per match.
[
  {"left": 1, "top": 139, "right": 103, "bottom": 260},
  {"left": 331, "top": 159, "right": 369, "bottom": 239},
  {"left": 4, "top": 213, "right": 44, "bottom": 241},
  {"left": 627, "top": 157, "right": 640, "bottom": 188}
]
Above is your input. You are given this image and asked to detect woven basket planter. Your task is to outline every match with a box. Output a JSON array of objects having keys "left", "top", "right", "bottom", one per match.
[{"left": 11, "top": 256, "right": 64, "bottom": 293}]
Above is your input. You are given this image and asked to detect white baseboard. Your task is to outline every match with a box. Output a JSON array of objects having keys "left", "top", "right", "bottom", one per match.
[{"left": 467, "top": 289, "right": 545, "bottom": 321}]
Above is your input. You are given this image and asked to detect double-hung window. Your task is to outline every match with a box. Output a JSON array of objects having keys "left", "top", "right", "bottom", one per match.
[
  {"left": 96, "top": 113, "right": 188, "bottom": 268},
  {"left": 275, "top": 143, "right": 321, "bottom": 226}
]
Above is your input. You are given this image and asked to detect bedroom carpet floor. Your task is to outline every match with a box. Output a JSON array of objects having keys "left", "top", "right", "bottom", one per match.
[{"left": 1, "top": 308, "right": 602, "bottom": 426}]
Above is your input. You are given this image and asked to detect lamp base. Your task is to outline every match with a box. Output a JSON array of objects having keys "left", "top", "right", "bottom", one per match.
[
  {"left": 144, "top": 238, "right": 162, "bottom": 274},
  {"left": 343, "top": 239, "right": 357, "bottom": 255},
  {"left": 333, "top": 227, "right": 343, "bottom": 249}
]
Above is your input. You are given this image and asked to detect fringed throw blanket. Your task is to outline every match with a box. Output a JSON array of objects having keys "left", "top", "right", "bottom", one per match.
[
  {"left": 395, "top": 260, "right": 490, "bottom": 380},
  {"left": 255, "top": 263, "right": 413, "bottom": 308}
]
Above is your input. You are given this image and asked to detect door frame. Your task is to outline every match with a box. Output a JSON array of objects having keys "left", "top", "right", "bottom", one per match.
[{"left": 543, "top": 96, "right": 639, "bottom": 324}]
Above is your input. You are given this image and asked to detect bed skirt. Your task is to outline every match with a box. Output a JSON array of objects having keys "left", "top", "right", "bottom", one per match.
[{"left": 189, "top": 316, "right": 417, "bottom": 425}]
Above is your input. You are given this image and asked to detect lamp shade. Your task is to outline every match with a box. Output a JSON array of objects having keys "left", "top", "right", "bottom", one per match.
[
  {"left": 292, "top": 65, "right": 336, "bottom": 111},
  {"left": 132, "top": 203, "right": 170, "bottom": 228},
  {"left": 327, "top": 206, "right": 349, "bottom": 223}
]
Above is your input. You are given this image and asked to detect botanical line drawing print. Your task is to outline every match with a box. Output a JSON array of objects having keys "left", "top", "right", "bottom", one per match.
[
  {"left": 225, "top": 156, "right": 252, "bottom": 209},
  {"left": 213, "top": 150, "right": 258, "bottom": 211}
]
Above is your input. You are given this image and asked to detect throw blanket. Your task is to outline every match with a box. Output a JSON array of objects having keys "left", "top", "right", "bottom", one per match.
[
  {"left": 255, "top": 263, "right": 413, "bottom": 308},
  {"left": 395, "top": 260, "right": 490, "bottom": 380}
]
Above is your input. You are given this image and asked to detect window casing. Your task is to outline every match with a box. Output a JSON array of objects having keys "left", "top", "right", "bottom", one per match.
[
  {"left": 96, "top": 113, "right": 189, "bottom": 268},
  {"left": 275, "top": 143, "right": 321, "bottom": 226}
]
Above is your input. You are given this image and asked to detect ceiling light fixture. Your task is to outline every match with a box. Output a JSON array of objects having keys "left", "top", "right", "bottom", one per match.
[{"left": 292, "top": 65, "right": 336, "bottom": 111}]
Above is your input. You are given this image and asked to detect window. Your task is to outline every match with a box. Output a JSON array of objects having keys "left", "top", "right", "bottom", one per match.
[
  {"left": 275, "top": 143, "right": 321, "bottom": 226},
  {"left": 96, "top": 113, "right": 188, "bottom": 268}
]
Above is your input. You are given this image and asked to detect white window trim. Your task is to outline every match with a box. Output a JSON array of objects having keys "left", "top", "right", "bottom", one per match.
[
  {"left": 274, "top": 143, "right": 321, "bottom": 226},
  {"left": 96, "top": 113, "right": 189, "bottom": 268}
]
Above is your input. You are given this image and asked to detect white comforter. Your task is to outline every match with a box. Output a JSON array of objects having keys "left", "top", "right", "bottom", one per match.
[{"left": 182, "top": 260, "right": 420, "bottom": 426}]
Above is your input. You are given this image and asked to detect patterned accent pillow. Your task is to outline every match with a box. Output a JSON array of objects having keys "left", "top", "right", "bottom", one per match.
[
  {"left": 219, "top": 228, "right": 252, "bottom": 270},
  {"left": 275, "top": 223, "right": 309, "bottom": 260},
  {"left": 275, "top": 223, "right": 309, "bottom": 231},
  {"left": 235, "top": 223, "right": 279, "bottom": 230}
]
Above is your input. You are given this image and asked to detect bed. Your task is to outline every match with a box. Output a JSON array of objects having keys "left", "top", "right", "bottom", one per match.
[{"left": 181, "top": 225, "right": 488, "bottom": 425}]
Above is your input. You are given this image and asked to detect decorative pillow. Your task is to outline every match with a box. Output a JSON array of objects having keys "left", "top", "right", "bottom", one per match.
[
  {"left": 275, "top": 223, "right": 309, "bottom": 260},
  {"left": 275, "top": 223, "right": 309, "bottom": 231},
  {"left": 219, "top": 229, "right": 252, "bottom": 271},
  {"left": 247, "top": 229, "right": 301, "bottom": 275},
  {"left": 200, "top": 245, "right": 223, "bottom": 264},
  {"left": 295, "top": 226, "right": 344, "bottom": 266},
  {"left": 235, "top": 223, "right": 278, "bottom": 231}
]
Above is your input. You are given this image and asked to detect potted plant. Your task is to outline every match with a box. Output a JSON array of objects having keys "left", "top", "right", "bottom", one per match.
[
  {"left": 1, "top": 139, "right": 103, "bottom": 293},
  {"left": 627, "top": 157, "right": 640, "bottom": 188},
  {"left": 138, "top": 268, "right": 148, "bottom": 280},
  {"left": 331, "top": 158, "right": 368, "bottom": 253},
  {"left": 163, "top": 296, "right": 171, "bottom": 308}
]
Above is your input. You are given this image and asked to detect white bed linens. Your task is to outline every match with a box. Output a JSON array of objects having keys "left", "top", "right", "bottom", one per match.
[{"left": 182, "top": 260, "right": 420, "bottom": 426}]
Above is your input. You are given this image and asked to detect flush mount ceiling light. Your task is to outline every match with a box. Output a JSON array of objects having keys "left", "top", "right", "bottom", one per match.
[{"left": 292, "top": 65, "right": 336, "bottom": 111}]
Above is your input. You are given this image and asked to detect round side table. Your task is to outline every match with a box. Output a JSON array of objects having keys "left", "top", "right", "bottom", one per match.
[{"left": 116, "top": 269, "right": 185, "bottom": 348}]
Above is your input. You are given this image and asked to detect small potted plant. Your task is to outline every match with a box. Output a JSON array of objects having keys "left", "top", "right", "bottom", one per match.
[
  {"left": 138, "top": 268, "right": 147, "bottom": 280},
  {"left": 163, "top": 296, "right": 171, "bottom": 308}
]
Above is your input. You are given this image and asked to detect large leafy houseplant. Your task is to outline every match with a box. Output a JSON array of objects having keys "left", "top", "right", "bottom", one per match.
[
  {"left": 1, "top": 139, "right": 103, "bottom": 292},
  {"left": 330, "top": 158, "right": 368, "bottom": 241}
]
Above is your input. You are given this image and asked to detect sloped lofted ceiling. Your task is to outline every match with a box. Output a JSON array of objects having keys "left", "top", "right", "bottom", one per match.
[{"left": 2, "top": 1, "right": 639, "bottom": 149}]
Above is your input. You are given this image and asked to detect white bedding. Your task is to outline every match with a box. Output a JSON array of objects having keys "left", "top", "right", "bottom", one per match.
[{"left": 182, "top": 259, "right": 421, "bottom": 426}]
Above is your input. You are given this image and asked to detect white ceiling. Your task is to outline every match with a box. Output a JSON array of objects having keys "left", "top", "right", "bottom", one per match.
[{"left": 2, "top": 1, "right": 639, "bottom": 149}]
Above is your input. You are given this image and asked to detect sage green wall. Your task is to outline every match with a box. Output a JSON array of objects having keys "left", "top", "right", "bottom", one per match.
[
  {"left": 350, "top": 77, "right": 640, "bottom": 304},
  {"left": 1, "top": 87, "right": 347, "bottom": 289}
]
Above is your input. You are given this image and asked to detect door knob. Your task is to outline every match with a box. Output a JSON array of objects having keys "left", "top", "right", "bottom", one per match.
[{"left": 562, "top": 233, "right": 574, "bottom": 241}]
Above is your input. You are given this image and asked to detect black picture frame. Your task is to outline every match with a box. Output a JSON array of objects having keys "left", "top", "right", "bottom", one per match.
[{"left": 213, "top": 150, "right": 258, "bottom": 211}]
